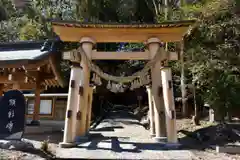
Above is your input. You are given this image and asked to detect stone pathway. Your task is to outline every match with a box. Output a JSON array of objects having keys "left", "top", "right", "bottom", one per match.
[{"left": 56, "top": 110, "right": 194, "bottom": 159}]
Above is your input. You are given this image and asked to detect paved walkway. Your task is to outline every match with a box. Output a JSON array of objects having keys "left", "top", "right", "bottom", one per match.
[{"left": 56, "top": 110, "right": 194, "bottom": 159}]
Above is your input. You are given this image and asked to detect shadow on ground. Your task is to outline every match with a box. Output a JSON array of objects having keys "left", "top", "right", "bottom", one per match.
[
  {"left": 90, "top": 126, "right": 124, "bottom": 132},
  {"left": 72, "top": 123, "right": 240, "bottom": 155},
  {"left": 179, "top": 123, "right": 240, "bottom": 150},
  {"left": 74, "top": 133, "right": 173, "bottom": 153},
  {"left": 23, "top": 131, "right": 63, "bottom": 144}
]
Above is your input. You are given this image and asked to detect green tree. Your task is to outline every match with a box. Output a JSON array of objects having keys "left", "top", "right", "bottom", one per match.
[{"left": 184, "top": 0, "right": 240, "bottom": 121}]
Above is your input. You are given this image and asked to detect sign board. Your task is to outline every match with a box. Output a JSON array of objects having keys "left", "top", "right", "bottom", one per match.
[{"left": 0, "top": 90, "right": 26, "bottom": 140}]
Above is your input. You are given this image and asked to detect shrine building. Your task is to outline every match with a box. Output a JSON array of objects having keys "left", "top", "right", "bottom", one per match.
[{"left": 0, "top": 40, "right": 66, "bottom": 124}]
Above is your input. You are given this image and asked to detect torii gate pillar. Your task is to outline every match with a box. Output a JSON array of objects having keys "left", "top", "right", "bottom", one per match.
[
  {"left": 146, "top": 85, "right": 155, "bottom": 137},
  {"left": 85, "top": 85, "right": 95, "bottom": 132},
  {"left": 161, "top": 67, "right": 178, "bottom": 143},
  {"left": 60, "top": 63, "right": 82, "bottom": 148},
  {"left": 147, "top": 38, "right": 167, "bottom": 142},
  {"left": 74, "top": 37, "right": 95, "bottom": 142}
]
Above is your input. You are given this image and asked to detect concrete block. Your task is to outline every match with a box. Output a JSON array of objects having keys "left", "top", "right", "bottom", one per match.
[
  {"left": 216, "top": 145, "right": 240, "bottom": 154},
  {"left": 154, "top": 136, "right": 167, "bottom": 143},
  {"left": 59, "top": 142, "right": 76, "bottom": 148}
]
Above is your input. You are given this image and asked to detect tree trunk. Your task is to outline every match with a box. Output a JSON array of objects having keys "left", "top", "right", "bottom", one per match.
[
  {"left": 227, "top": 111, "right": 232, "bottom": 122},
  {"left": 192, "top": 107, "right": 200, "bottom": 125},
  {"left": 180, "top": 42, "right": 188, "bottom": 117},
  {"left": 214, "top": 107, "right": 225, "bottom": 122},
  {"left": 192, "top": 84, "right": 200, "bottom": 125}
]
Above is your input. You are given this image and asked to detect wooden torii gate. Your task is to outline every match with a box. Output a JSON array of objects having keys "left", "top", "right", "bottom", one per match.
[{"left": 51, "top": 20, "right": 195, "bottom": 148}]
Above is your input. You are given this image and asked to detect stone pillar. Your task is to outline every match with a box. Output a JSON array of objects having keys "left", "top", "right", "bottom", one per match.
[
  {"left": 146, "top": 86, "right": 155, "bottom": 137},
  {"left": 147, "top": 38, "right": 167, "bottom": 142},
  {"left": 31, "top": 74, "right": 41, "bottom": 126},
  {"left": 75, "top": 37, "right": 95, "bottom": 141},
  {"left": 209, "top": 108, "right": 215, "bottom": 123},
  {"left": 85, "top": 85, "right": 95, "bottom": 132},
  {"left": 59, "top": 63, "right": 82, "bottom": 148},
  {"left": 161, "top": 67, "right": 178, "bottom": 143}
]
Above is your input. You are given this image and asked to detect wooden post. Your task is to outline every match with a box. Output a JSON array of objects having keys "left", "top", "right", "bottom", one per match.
[
  {"left": 146, "top": 86, "right": 155, "bottom": 137},
  {"left": 161, "top": 67, "right": 178, "bottom": 143},
  {"left": 52, "top": 97, "right": 56, "bottom": 119},
  {"left": 31, "top": 74, "right": 41, "bottom": 126},
  {"left": 0, "top": 84, "right": 4, "bottom": 96},
  {"left": 85, "top": 85, "right": 94, "bottom": 132},
  {"left": 147, "top": 38, "right": 167, "bottom": 142},
  {"left": 75, "top": 37, "right": 95, "bottom": 140},
  {"left": 59, "top": 63, "right": 82, "bottom": 148},
  {"left": 84, "top": 88, "right": 90, "bottom": 133},
  {"left": 73, "top": 67, "right": 85, "bottom": 140}
]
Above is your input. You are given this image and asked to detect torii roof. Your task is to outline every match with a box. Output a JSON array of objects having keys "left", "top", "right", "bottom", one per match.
[{"left": 51, "top": 20, "right": 196, "bottom": 43}]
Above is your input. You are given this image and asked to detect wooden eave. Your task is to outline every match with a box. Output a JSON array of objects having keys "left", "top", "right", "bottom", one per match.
[
  {"left": 0, "top": 56, "right": 49, "bottom": 69},
  {"left": 48, "top": 53, "right": 65, "bottom": 88},
  {"left": 0, "top": 41, "right": 66, "bottom": 90},
  {"left": 51, "top": 20, "right": 196, "bottom": 43},
  {"left": 0, "top": 65, "right": 61, "bottom": 91}
]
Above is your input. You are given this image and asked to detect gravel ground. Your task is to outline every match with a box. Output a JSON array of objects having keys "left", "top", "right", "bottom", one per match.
[
  {"left": 176, "top": 119, "right": 240, "bottom": 160},
  {"left": 191, "top": 149, "right": 240, "bottom": 160},
  {"left": 0, "top": 149, "right": 45, "bottom": 160}
]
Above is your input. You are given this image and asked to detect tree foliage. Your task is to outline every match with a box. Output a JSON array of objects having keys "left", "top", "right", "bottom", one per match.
[{"left": 183, "top": 0, "right": 240, "bottom": 119}]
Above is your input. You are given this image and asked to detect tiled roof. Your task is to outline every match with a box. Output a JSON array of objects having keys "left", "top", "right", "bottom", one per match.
[
  {"left": 0, "top": 41, "right": 44, "bottom": 51},
  {"left": 0, "top": 40, "right": 55, "bottom": 61},
  {"left": 0, "top": 49, "right": 49, "bottom": 61}
]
